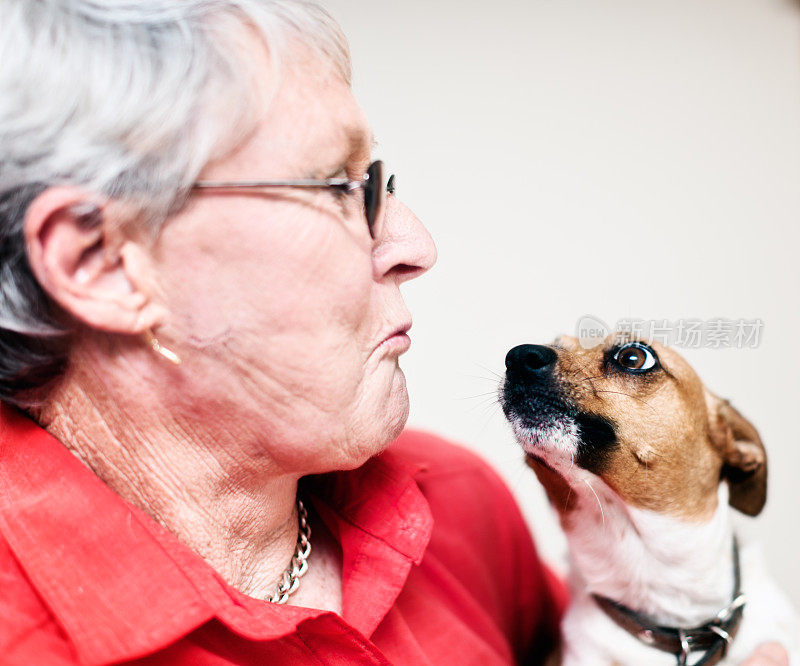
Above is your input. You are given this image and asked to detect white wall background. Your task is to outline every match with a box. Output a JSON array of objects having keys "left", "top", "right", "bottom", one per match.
[{"left": 323, "top": 0, "right": 800, "bottom": 605}]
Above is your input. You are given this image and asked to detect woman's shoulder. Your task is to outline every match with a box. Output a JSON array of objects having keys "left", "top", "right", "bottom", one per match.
[
  {"left": 0, "top": 534, "right": 75, "bottom": 663},
  {"left": 388, "top": 429, "right": 526, "bottom": 532},
  {"left": 386, "top": 429, "right": 566, "bottom": 660},
  {"left": 391, "top": 428, "right": 505, "bottom": 477}
]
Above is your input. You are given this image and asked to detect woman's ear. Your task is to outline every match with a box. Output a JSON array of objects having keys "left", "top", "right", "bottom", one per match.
[
  {"left": 705, "top": 389, "right": 768, "bottom": 516},
  {"left": 24, "top": 187, "right": 167, "bottom": 334}
]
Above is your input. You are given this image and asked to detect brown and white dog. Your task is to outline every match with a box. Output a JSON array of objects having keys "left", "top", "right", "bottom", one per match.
[{"left": 500, "top": 334, "right": 799, "bottom": 665}]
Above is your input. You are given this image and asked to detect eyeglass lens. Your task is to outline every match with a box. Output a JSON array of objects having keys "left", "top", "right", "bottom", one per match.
[{"left": 364, "top": 161, "right": 396, "bottom": 240}]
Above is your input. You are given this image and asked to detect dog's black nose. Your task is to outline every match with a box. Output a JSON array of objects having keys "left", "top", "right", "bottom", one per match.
[{"left": 505, "top": 344, "right": 557, "bottom": 380}]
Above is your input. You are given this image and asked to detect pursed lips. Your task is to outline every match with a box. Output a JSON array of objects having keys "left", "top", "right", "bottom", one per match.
[{"left": 375, "top": 320, "right": 413, "bottom": 353}]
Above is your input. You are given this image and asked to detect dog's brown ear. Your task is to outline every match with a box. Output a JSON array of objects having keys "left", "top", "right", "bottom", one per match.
[{"left": 705, "top": 390, "right": 767, "bottom": 516}]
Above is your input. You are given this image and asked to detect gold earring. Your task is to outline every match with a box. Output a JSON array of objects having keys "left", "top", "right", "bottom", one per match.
[{"left": 143, "top": 329, "right": 181, "bottom": 365}]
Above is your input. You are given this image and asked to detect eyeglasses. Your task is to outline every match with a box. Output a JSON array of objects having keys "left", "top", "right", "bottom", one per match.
[{"left": 193, "top": 160, "right": 395, "bottom": 240}]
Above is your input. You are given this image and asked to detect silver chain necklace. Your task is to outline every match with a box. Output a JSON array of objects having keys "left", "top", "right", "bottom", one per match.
[{"left": 267, "top": 498, "right": 312, "bottom": 604}]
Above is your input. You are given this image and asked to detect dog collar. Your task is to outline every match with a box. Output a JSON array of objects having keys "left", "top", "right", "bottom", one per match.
[{"left": 592, "top": 537, "right": 745, "bottom": 666}]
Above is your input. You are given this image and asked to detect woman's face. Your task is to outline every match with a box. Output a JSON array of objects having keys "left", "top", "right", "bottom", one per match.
[{"left": 149, "top": 46, "right": 436, "bottom": 475}]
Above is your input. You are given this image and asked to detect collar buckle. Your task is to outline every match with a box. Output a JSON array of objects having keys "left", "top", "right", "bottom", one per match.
[
  {"left": 709, "top": 625, "right": 733, "bottom": 658},
  {"left": 715, "top": 592, "right": 747, "bottom": 624},
  {"left": 677, "top": 628, "right": 691, "bottom": 666}
]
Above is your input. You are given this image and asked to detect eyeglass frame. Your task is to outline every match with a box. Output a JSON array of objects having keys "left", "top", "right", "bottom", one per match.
[{"left": 192, "top": 160, "right": 395, "bottom": 240}]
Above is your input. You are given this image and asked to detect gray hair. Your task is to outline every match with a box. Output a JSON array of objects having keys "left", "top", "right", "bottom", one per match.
[{"left": 0, "top": 0, "right": 351, "bottom": 407}]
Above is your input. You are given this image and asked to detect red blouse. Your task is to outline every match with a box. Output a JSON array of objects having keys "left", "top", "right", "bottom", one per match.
[{"left": 0, "top": 404, "right": 566, "bottom": 665}]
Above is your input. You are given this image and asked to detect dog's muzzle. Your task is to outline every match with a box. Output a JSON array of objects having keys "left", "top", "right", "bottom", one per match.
[
  {"left": 501, "top": 343, "right": 618, "bottom": 473},
  {"left": 501, "top": 344, "right": 572, "bottom": 431}
]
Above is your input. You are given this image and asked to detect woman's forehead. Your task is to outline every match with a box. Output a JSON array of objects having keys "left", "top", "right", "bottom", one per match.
[{"left": 201, "top": 52, "right": 371, "bottom": 182}]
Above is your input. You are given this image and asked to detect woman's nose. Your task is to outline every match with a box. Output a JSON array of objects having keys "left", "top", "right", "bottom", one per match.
[{"left": 373, "top": 196, "right": 437, "bottom": 283}]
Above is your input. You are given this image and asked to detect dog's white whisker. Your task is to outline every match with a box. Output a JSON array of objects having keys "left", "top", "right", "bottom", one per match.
[
  {"left": 465, "top": 401, "right": 499, "bottom": 416},
  {"left": 472, "top": 362, "right": 504, "bottom": 381},
  {"left": 583, "top": 478, "right": 605, "bottom": 526},
  {"left": 456, "top": 391, "right": 501, "bottom": 401}
]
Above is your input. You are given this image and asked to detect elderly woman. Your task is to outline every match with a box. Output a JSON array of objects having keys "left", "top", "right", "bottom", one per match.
[
  {"left": 0, "top": 2, "right": 789, "bottom": 666},
  {"left": 0, "top": 1, "right": 567, "bottom": 664}
]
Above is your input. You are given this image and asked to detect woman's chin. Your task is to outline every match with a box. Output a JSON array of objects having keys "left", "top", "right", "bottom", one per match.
[
  {"left": 385, "top": 367, "right": 410, "bottom": 435},
  {"left": 340, "top": 372, "right": 410, "bottom": 470}
]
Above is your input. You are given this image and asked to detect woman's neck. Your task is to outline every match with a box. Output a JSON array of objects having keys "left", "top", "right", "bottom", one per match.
[{"left": 37, "top": 364, "right": 303, "bottom": 602}]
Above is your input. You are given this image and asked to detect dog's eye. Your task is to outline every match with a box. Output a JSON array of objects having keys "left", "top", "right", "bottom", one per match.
[{"left": 614, "top": 343, "right": 658, "bottom": 373}]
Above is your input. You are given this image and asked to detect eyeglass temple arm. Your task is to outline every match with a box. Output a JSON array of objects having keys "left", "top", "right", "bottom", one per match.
[
  {"left": 193, "top": 173, "right": 394, "bottom": 194},
  {"left": 192, "top": 178, "right": 357, "bottom": 190}
]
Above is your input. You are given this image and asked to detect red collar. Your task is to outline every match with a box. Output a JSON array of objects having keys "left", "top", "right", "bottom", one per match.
[{"left": 0, "top": 404, "right": 433, "bottom": 665}]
